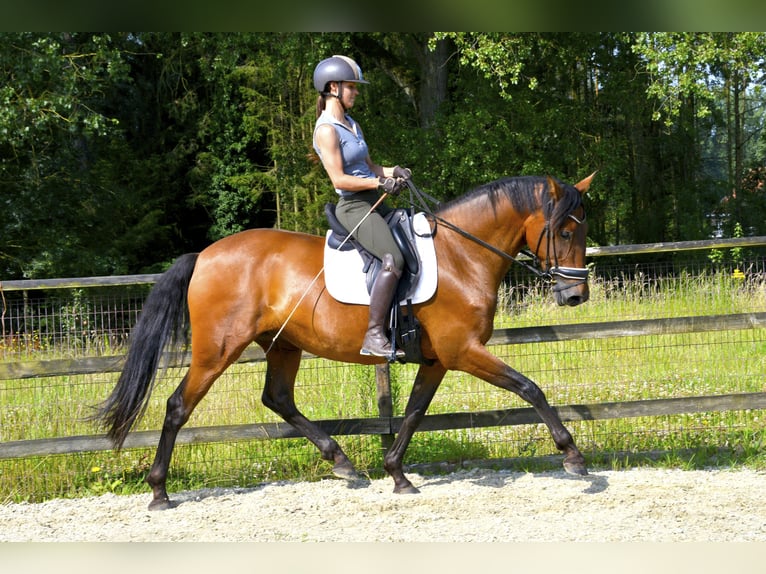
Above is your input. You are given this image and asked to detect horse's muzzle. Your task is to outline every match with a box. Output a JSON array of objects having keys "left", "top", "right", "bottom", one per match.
[{"left": 551, "top": 267, "right": 590, "bottom": 307}]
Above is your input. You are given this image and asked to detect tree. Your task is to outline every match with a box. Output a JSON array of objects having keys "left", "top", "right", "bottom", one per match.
[
  {"left": 633, "top": 33, "right": 766, "bottom": 237},
  {"left": 4, "top": 32, "right": 766, "bottom": 280},
  {"left": 0, "top": 33, "right": 134, "bottom": 277}
]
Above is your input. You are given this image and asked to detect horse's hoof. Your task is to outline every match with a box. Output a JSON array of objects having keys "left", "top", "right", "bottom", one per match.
[
  {"left": 332, "top": 461, "right": 359, "bottom": 481},
  {"left": 563, "top": 460, "right": 589, "bottom": 477},
  {"left": 148, "top": 497, "right": 174, "bottom": 511},
  {"left": 393, "top": 483, "right": 420, "bottom": 494}
]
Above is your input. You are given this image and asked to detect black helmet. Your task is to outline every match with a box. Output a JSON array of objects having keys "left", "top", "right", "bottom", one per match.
[{"left": 313, "top": 55, "right": 369, "bottom": 93}]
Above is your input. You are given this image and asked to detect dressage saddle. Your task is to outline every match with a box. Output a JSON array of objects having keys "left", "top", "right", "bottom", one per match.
[{"left": 324, "top": 203, "right": 420, "bottom": 295}]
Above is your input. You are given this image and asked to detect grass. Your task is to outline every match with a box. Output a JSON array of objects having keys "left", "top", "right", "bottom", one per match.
[{"left": 1, "top": 264, "right": 765, "bottom": 503}]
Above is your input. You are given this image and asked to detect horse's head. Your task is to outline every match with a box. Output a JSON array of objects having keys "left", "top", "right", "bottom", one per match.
[{"left": 525, "top": 173, "right": 594, "bottom": 307}]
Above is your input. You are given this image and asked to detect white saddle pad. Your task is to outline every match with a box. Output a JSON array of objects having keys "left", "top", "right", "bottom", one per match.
[{"left": 323, "top": 212, "right": 437, "bottom": 305}]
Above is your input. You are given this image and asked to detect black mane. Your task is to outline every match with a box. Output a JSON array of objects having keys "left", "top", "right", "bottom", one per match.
[{"left": 436, "top": 176, "right": 583, "bottom": 231}]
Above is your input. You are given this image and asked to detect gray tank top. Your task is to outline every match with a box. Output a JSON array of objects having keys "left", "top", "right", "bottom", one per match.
[{"left": 313, "top": 110, "right": 375, "bottom": 197}]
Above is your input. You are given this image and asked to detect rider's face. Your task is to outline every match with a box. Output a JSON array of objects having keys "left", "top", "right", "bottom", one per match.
[{"left": 334, "top": 81, "right": 359, "bottom": 109}]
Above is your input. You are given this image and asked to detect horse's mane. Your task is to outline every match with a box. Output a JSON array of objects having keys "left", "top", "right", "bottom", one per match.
[{"left": 436, "top": 176, "right": 583, "bottom": 231}]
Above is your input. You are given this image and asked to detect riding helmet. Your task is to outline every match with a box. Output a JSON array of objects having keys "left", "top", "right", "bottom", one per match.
[{"left": 313, "top": 55, "right": 369, "bottom": 93}]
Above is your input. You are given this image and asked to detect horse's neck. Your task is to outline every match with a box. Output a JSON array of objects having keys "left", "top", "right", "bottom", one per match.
[
  {"left": 437, "top": 203, "right": 528, "bottom": 281},
  {"left": 444, "top": 201, "right": 529, "bottom": 253}
]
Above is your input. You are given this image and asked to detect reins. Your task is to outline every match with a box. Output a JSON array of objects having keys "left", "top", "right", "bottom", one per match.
[
  {"left": 403, "top": 178, "right": 589, "bottom": 287},
  {"left": 266, "top": 176, "right": 587, "bottom": 355}
]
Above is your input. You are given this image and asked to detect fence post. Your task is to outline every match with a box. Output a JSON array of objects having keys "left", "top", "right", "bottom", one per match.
[{"left": 375, "top": 363, "right": 395, "bottom": 453}]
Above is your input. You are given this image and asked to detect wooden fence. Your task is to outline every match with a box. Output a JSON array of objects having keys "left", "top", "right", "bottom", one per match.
[{"left": 1, "top": 236, "right": 766, "bottom": 463}]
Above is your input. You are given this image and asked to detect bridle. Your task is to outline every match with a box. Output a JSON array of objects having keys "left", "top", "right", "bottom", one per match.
[
  {"left": 404, "top": 179, "right": 589, "bottom": 291},
  {"left": 523, "top": 210, "right": 589, "bottom": 292}
]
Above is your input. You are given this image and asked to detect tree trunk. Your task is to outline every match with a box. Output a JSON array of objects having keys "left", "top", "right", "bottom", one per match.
[{"left": 418, "top": 36, "right": 450, "bottom": 129}]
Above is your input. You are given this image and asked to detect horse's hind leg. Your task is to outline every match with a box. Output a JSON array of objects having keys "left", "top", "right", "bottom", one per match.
[
  {"left": 145, "top": 359, "right": 235, "bottom": 511},
  {"left": 261, "top": 346, "right": 358, "bottom": 480},
  {"left": 144, "top": 376, "right": 190, "bottom": 510}
]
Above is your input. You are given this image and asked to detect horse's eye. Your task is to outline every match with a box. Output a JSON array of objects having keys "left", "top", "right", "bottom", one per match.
[{"left": 560, "top": 230, "right": 573, "bottom": 241}]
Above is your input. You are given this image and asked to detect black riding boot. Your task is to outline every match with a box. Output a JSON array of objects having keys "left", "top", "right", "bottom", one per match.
[{"left": 360, "top": 254, "right": 403, "bottom": 360}]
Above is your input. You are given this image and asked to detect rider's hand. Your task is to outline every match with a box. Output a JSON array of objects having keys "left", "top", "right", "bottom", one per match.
[
  {"left": 393, "top": 165, "right": 412, "bottom": 180},
  {"left": 378, "top": 176, "right": 405, "bottom": 196}
]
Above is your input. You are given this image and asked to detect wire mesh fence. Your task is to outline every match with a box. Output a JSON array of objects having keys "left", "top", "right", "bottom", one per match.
[
  {"left": 0, "top": 285, "right": 150, "bottom": 360},
  {"left": 1, "top": 253, "right": 765, "bottom": 502}
]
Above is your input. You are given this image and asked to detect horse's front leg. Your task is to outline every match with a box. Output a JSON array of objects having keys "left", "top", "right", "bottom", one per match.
[
  {"left": 459, "top": 344, "right": 588, "bottom": 476},
  {"left": 261, "top": 347, "right": 357, "bottom": 479},
  {"left": 384, "top": 361, "right": 447, "bottom": 493}
]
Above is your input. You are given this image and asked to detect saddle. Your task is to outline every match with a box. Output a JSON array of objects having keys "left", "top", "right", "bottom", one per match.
[
  {"left": 324, "top": 203, "right": 420, "bottom": 297},
  {"left": 324, "top": 202, "right": 434, "bottom": 365}
]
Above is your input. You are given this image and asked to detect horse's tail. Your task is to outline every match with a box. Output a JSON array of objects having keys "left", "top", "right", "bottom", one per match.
[{"left": 93, "top": 253, "right": 199, "bottom": 449}]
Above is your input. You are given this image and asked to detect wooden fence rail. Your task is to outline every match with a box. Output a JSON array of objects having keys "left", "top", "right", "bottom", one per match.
[
  {"left": 2, "top": 312, "right": 765, "bottom": 460},
  {"left": 1, "top": 235, "right": 764, "bottom": 292},
  {"left": 2, "top": 236, "right": 765, "bottom": 464},
  {"left": 3, "top": 393, "right": 766, "bottom": 461},
  {"left": 2, "top": 312, "right": 765, "bottom": 381}
]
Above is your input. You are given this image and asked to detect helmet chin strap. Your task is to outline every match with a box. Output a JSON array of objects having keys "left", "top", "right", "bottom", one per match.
[{"left": 328, "top": 81, "right": 347, "bottom": 111}]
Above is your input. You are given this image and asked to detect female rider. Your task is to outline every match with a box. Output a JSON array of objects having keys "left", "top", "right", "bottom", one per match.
[{"left": 312, "top": 55, "right": 411, "bottom": 360}]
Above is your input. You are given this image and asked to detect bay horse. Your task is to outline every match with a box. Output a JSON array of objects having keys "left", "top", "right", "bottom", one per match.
[{"left": 96, "top": 173, "right": 595, "bottom": 510}]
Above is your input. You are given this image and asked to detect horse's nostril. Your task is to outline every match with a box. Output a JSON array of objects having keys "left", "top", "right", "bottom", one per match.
[{"left": 566, "top": 295, "right": 587, "bottom": 306}]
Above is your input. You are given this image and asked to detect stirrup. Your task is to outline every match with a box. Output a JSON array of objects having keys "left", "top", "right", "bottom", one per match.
[{"left": 360, "top": 345, "right": 405, "bottom": 361}]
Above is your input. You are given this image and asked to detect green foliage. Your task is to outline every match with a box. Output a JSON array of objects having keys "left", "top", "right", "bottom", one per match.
[
  {"left": 3, "top": 33, "right": 766, "bottom": 279},
  {"left": 633, "top": 33, "right": 766, "bottom": 126},
  {"left": 433, "top": 33, "right": 536, "bottom": 98},
  {"left": 0, "top": 33, "right": 133, "bottom": 277},
  {"left": 709, "top": 222, "right": 749, "bottom": 268}
]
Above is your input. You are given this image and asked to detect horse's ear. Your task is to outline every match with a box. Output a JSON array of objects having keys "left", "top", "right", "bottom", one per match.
[
  {"left": 546, "top": 176, "right": 564, "bottom": 201},
  {"left": 574, "top": 171, "right": 597, "bottom": 195}
]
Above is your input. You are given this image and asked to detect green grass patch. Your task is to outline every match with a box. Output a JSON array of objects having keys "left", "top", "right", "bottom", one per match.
[{"left": 1, "top": 268, "right": 766, "bottom": 502}]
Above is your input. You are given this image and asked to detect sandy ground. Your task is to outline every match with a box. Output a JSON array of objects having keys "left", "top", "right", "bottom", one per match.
[{"left": 2, "top": 466, "right": 765, "bottom": 543}]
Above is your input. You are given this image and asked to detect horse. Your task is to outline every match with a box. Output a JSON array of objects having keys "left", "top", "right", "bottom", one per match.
[{"left": 95, "top": 173, "right": 595, "bottom": 510}]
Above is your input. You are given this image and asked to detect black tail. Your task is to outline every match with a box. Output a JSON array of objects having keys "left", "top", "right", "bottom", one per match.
[{"left": 94, "top": 253, "right": 199, "bottom": 448}]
